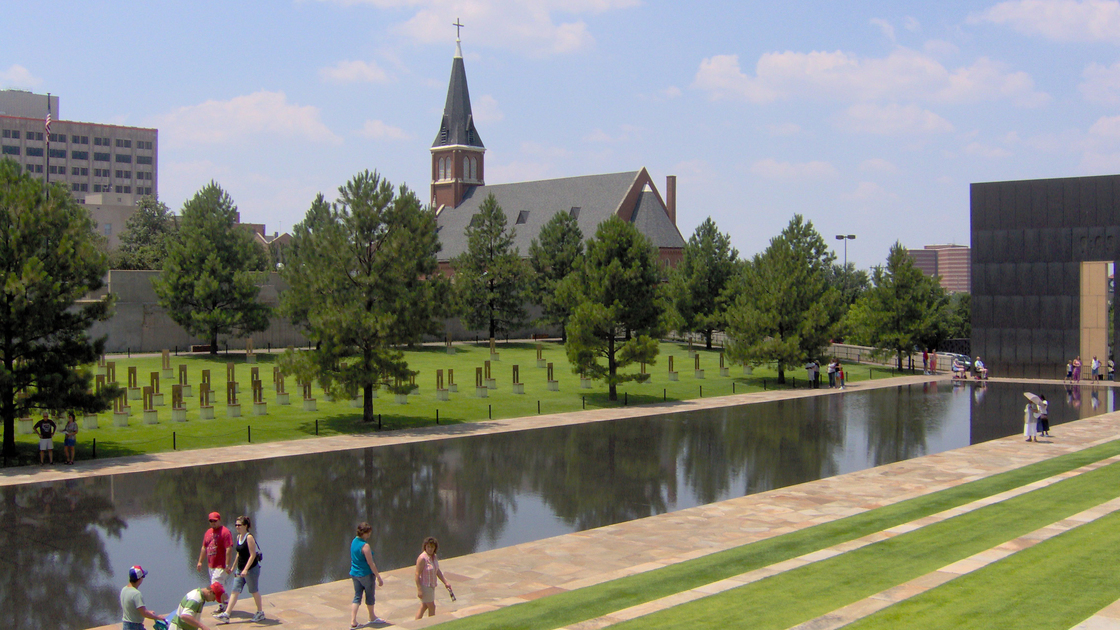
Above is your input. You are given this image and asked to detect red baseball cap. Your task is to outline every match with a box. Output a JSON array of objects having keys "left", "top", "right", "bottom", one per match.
[
  {"left": 208, "top": 512, "right": 221, "bottom": 521},
  {"left": 209, "top": 582, "right": 225, "bottom": 600}
]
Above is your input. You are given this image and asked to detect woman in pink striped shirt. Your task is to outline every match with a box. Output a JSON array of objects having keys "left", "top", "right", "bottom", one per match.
[{"left": 415, "top": 536, "right": 452, "bottom": 619}]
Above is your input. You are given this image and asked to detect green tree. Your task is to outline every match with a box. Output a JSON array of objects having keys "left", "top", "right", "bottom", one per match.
[
  {"left": 279, "top": 171, "right": 448, "bottom": 422},
  {"left": 112, "top": 196, "right": 177, "bottom": 270},
  {"left": 453, "top": 193, "right": 528, "bottom": 339},
  {"left": 528, "top": 210, "right": 583, "bottom": 341},
  {"left": 947, "top": 292, "right": 971, "bottom": 340},
  {"left": 669, "top": 217, "right": 739, "bottom": 349},
  {"left": 153, "top": 182, "right": 270, "bottom": 355},
  {"left": 0, "top": 159, "right": 119, "bottom": 459},
  {"left": 561, "top": 217, "right": 666, "bottom": 401},
  {"left": 846, "top": 242, "right": 952, "bottom": 369},
  {"left": 724, "top": 215, "right": 841, "bottom": 384}
]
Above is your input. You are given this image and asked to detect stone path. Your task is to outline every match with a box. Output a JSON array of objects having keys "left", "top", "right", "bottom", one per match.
[{"left": 73, "top": 376, "right": 1120, "bottom": 630}]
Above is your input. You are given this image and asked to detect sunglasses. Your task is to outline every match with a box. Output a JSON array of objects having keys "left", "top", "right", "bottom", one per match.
[{"left": 209, "top": 519, "right": 219, "bottom": 523}]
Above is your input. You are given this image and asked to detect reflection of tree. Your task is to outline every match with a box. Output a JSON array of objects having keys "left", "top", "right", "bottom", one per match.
[
  {"left": 526, "top": 420, "right": 677, "bottom": 530},
  {"left": 0, "top": 479, "right": 124, "bottom": 630},
  {"left": 275, "top": 441, "right": 523, "bottom": 585},
  {"left": 738, "top": 397, "right": 843, "bottom": 494},
  {"left": 145, "top": 462, "right": 267, "bottom": 573},
  {"left": 865, "top": 386, "right": 949, "bottom": 466}
]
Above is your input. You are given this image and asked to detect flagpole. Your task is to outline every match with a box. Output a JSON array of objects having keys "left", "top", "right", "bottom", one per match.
[{"left": 45, "top": 93, "right": 51, "bottom": 185}]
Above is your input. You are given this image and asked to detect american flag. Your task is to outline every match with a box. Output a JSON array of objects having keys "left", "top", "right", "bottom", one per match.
[{"left": 45, "top": 96, "right": 51, "bottom": 136}]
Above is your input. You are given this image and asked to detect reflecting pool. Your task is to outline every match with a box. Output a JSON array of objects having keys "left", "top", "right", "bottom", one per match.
[{"left": 2, "top": 381, "right": 1114, "bottom": 629}]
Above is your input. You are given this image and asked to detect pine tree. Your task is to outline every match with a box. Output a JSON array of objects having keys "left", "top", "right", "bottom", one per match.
[
  {"left": 0, "top": 159, "right": 120, "bottom": 459},
  {"left": 279, "top": 171, "right": 448, "bottom": 422},
  {"left": 725, "top": 215, "right": 841, "bottom": 384},
  {"left": 562, "top": 217, "right": 666, "bottom": 401},
  {"left": 113, "top": 196, "right": 177, "bottom": 270},
  {"left": 153, "top": 182, "right": 270, "bottom": 354},
  {"left": 453, "top": 194, "right": 528, "bottom": 339},
  {"left": 528, "top": 210, "right": 583, "bottom": 340},
  {"left": 669, "top": 217, "right": 739, "bottom": 349}
]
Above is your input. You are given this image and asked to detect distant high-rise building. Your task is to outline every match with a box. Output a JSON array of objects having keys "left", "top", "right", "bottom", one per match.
[
  {"left": 907, "top": 244, "right": 971, "bottom": 293},
  {"left": 0, "top": 90, "right": 158, "bottom": 248}
]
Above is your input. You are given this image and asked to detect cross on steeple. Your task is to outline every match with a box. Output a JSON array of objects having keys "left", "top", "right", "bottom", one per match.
[{"left": 453, "top": 18, "right": 464, "bottom": 40}]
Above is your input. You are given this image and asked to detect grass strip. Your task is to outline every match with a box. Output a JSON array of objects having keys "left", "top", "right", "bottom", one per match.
[
  {"left": 608, "top": 455, "right": 1120, "bottom": 629},
  {"left": 846, "top": 508, "right": 1120, "bottom": 629},
  {"left": 434, "top": 439, "right": 1120, "bottom": 630}
]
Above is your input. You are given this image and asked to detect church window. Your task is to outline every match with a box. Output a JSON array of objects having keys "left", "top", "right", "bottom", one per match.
[
  {"left": 438, "top": 157, "right": 446, "bottom": 180},
  {"left": 463, "top": 157, "right": 470, "bottom": 180},
  {"left": 516, "top": 211, "right": 529, "bottom": 225},
  {"left": 470, "top": 157, "right": 477, "bottom": 180}
]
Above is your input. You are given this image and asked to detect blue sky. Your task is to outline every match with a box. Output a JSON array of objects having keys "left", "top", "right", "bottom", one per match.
[{"left": 4, "top": 0, "right": 1120, "bottom": 268}]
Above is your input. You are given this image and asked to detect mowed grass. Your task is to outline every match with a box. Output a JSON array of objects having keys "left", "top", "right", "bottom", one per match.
[
  {"left": 413, "top": 440, "right": 1120, "bottom": 630},
  {"left": 6, "top": 340, "right": 886, "bottom": 464}
]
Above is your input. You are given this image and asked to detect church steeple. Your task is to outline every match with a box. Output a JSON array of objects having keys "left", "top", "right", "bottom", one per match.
[{"left": 431, "top": 21, "right": 485, "bottom": 209}]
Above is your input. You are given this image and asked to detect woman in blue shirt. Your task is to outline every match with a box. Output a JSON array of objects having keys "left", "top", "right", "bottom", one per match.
[{"left": 349, "top": 522, "right": 385, "bottom": 628}]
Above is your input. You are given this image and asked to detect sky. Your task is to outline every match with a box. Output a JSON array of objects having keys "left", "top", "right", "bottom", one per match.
[{"left": 4, "top": 0, "right": 1120, "bottom": 269}]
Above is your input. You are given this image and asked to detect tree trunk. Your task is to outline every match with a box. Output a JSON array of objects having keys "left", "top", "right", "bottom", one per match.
[
  {"left": 1, "top": 351, "right": 13, "bottom": 458},
  {"left": 897, "top": 352, "right": 904, "bottom": 371},
  {"left": 607, "top": 335, "right": 617, "bottom": 401},
  {"left": 705, "top": 330, "right": 713, "bottom": 350},
  {"left": 777, "top": 364, "right": 786, "bottom": 384},
  {"left": 210, "top": 333, "right": 219, "bottom": 356},
  {"left": 363, "top": 383, "right": 374, "bottom": 423}
]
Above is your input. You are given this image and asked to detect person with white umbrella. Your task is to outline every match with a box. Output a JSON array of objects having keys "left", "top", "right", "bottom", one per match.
[{"left": 1024, "top": 392, "right": 1042, "bottom": 442}]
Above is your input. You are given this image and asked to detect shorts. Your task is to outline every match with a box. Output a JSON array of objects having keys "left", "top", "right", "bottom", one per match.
[
  {"left": 64, "top": 436, "right": 76, "bottom": 447},
  {"left": 352, "top": 574, "right": 375, "bottom": 605},
  {"left": 38, "top": 438, "right": 53, "bottom": 451},
  {"left": 209, "top": 566, "right": 230, "bottom": 590},
  {"left": 231, "top": 564, "right": 261, "bottom": 594},
  {"left": 122, "top": 621, "right": 146, "bottom": 630},
  {"left": 419, "top": 584, "right": 436, "bottom": 604}
]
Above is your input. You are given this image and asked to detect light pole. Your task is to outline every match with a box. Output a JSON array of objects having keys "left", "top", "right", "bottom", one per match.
[{"left": 835, "top": 234, "right": 856, "bottom": 269}]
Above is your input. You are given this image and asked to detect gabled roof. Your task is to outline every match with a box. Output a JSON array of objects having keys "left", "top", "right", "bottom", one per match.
[
  {"left": 435, "top": 169, "right": 685, "bottom": 261},
  {"left": 432, "top": 45, "right": 484, "bottom": 149}
]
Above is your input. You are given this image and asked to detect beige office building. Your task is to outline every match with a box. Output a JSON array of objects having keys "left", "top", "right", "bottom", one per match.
[
  {"left": 0, "top": 90, "right": 158, "bottom": 247},
  {"left": 907, "top": 244, "right": 971, "bottom": 293}
]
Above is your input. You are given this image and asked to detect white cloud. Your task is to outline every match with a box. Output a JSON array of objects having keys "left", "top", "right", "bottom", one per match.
[
  {"left": 845, "top": 181, "right": 898, "bottom": 201},
  {"left": 357, "top": 119, "right": 411, "bottom": 140},
  {"left": 472, "top": 94, "right": 504, "bottom": 123},
  {"left": 766, "top": 122, "right": 804, "bottom": 137},
  {"left": 153, "top": 91, "right": 342, "bottom": 146},
  {"left": 0, "top": 64, "right": 41, "bottom": 88},
  {"left": 582, "top": 124, "right": 642, "bottom": 143},
  {"left": 836, "top": 103, "right": 954, "bottom": 135},
  {"left": 964, "top": 142, "right": 1013, "bottom": 158},
  {"left": 518, "top": 141, "right": 571, "bottom": 159},
  {"left": 332, "top": 0, "right": 639, "bottom": 56},
  {"left": 692, "top": 49, "right": 1048, "bottom": 106},
  {"left": 319, "top": 60, "right": 390, "bottom": 83},
  {"left": 923, "top": 40, "right": 959, "bottom": 57},
  {"left": 904, "top": 16, "right": 922, "bottom": 32},
  {"left": 972, "top": 0, "right": 1120, "bottom": 42},
  {"left": 662, "top": 86, "right": 682, "bottom": 98},
  {"left": 749, "top": 158, "right": 838, "bottom": 180},
  {"left": 859, "top": 158, "right": 899, "bottom": 173},
  {"left": 1088, "top": 114, "right": 1120, "bottom": 140},
  {"left": 871, "top": 18, "right": 896, "bottom": 42},
  {"left": 1081, "top": 61, "right": 1120, "bottom": 104}
]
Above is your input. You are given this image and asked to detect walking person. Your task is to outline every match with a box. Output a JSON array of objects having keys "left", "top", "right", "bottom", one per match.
[
  {"left": 1092, "top": 356, "right": 1101, "bottom": 380},
  {"left": 837, "top": 361, "right": 845, "bottom": 390},
  {"left": 120, "top": 565, "right": 166, "bottom": 630},
  {"left": 167, "top": 582, "right": 224, "bottom": 630},
  {"left": 827, "top": 359, "right": 837, "bottom": 389},
  {"left": 1037, "top": 394, "right": 1050, "bottom": 437},
  {"left": 63, "top": 411, "right": 78, "bottom": 465},
  {"left": 350, "top": 522, "right": 386, "bottom": 628},
  {"left": 929, "top": 350, "right": 938, "bottom": 374},
  {"left": 1073, "top": 356, "right": 1082, "bottom": 381},
  {"left": 33, "top": 411, "right": 57, "bottom": 465},
  {"left": 414, "top": 536, "right": 453, "bottom": 620},
  {"left": 1024, "top": 402, "right": 1038, "bottom": 442},
  {"left": 196, "top": 512, "right": 233, "bottom": 614},
  {"left": 216, "top": 516, "right": 264, "bottom": 624},
  {"left": 1066, "top": 360, "right": 1073, "bottom": 383},
  {"left": 922, "top": 350, "right": 929, "bottom": 375}
]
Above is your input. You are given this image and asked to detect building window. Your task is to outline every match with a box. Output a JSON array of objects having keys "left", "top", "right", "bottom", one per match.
[
  {"left": 80, "top": 167, "right": 88, "bottom": 176},
  {"left": 103, "top": 223, "right": 112, "bottom": 236},
  {"left": 463, "top": 157, "right": 470, "bottom": 179},
  {"left": 93, "top": 184, "right": 106, "bottom": 192},
  {"left": 470, "top": 157, "right": 477, "bottom": 180},
  {"left": 115, "top": 139, "right": 132, "bottom": 148},
  {"left": 1, "top": 145, "right": 19, "bottom": 156},
  {"left": 72, "top": 183, "right": 81, "bottom": 192},
  {"left": 136, "top": 155, "right": 152, "bottom": 165},
  {"left": 569, "top": 206, "right": 581, "bottom": 218},
  {"left": 115, "top": 154, "right": 132, "bottom": 163},
  {"left": 49, "top": 148, "right": 66, "bottom": 159},
  {"left": 25, "top": 164, "right": 33, "bottom": 172},
  {"left": 80, "top": 183, "right": 88, "bottom": 192},
  {"left": 2, "top": 129, "right": 10, "bottom": 138},
  {"left": 80, "top": 136, "right": 89, "bottom": 144},
  {"left": 27, "top": 132, "right": 43, "bottom": 142},
  {"left": 9, "top": 130, "right": 19, "bottom": 139},
  {"left": 93, "top": 152, "right": 110, "bottom": 162},
  {"left": 515, "top": 210, "right": 529, "bottom": 225},
  {"left": 115, "top": 170, "right": 132, "bottom": 179},
  {"left": 50, "top": 165, "right": 63, "bottom": 174},
  {"left": 26, "top": 147, "right": 43, "bottom": 157},
  {"left": 94, "top": 168, "right": 109, "bottom": 177},
  {"left": 71, "top": 150, "right": 88, "bottom": 160},
  {"left": 71, "top": 167, "right": 80, "bottom": 176},
  {"left": 49, "top": 133, "right": 66, "bottom": 143}
]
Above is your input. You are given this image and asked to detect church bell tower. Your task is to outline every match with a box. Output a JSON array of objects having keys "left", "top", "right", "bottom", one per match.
[{"left": 431, "top": 26, "right": 485, "bottom": 209}]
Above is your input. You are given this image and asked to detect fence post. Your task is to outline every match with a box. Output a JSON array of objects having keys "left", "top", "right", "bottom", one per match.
[
  {"left": 92, "top": 437, "right": 96, "bottom": 459},
  {"left": 436, "top": 409, "right": 439, "bottom": 425},
  {"left": 173, "top": 432, "right": 176, "bottom": 450}
]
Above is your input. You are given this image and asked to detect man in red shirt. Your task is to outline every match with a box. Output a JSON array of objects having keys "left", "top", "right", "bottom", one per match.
[{"left": 196, "top": 511, "right": 233, "bottom": 613}]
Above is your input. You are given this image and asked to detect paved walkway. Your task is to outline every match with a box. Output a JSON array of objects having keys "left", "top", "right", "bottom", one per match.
[{"left": 71, "top": 375, "right": 1120, "bottom": 630}]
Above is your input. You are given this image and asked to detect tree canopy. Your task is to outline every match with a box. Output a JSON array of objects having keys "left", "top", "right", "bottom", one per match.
[
  {"left": 152, "top": 182, "right": 270, "bottom": 354},
  {"left": 724, "top": 215, "right": 841, "bottom": 384},
  {"left": 452, "top": 193, "right": 528, "bottom": 339},
  {"left": 279, "top": 171, "right": 448, "bottom": 422},
  {"left": 528, "top": 210, "right": 583, "bottom": 340},
  {"left": 561, "top": 217, "right": 666, "bottom": 401},
  {"left": 112, "top": 196, "right": 177, "bottom": 270},
  {"left": 669, "top": 217, "right": 739, "bottom": 349},
  {"left": 0, "top": 159, "right": 120, "bottom": 458},
  {"left": 845, "top": 242, "right": 953, "bottom": 369}
]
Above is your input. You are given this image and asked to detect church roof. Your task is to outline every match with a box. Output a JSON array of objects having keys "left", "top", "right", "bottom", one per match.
[
  {"left": 435, "top": 170, "right": 685, "bottom": 261},
  {"left": 432, "top": 43, "right": 484, "bottom": 149}
]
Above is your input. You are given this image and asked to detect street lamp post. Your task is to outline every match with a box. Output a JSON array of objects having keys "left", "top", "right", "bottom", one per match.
[{"left": 835, "top": 234, "right": 856, "bottom": 268}]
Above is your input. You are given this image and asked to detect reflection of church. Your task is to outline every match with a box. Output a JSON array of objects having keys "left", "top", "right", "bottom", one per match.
[{"left": 431, "top": 35, "right": 686, "bottom": 267}]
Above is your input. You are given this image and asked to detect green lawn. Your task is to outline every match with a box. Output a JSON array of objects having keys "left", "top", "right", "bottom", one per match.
[
  {"left": 6, "top": 341, "right": 891, "bottom": 465},
  {"left": 428, "top": 439, "right": 1120, "bottom": 630}
]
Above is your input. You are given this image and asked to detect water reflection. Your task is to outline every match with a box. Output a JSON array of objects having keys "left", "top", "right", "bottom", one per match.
[{"left": 2, "top": 382, "right": 1111, "bottom": 629}]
